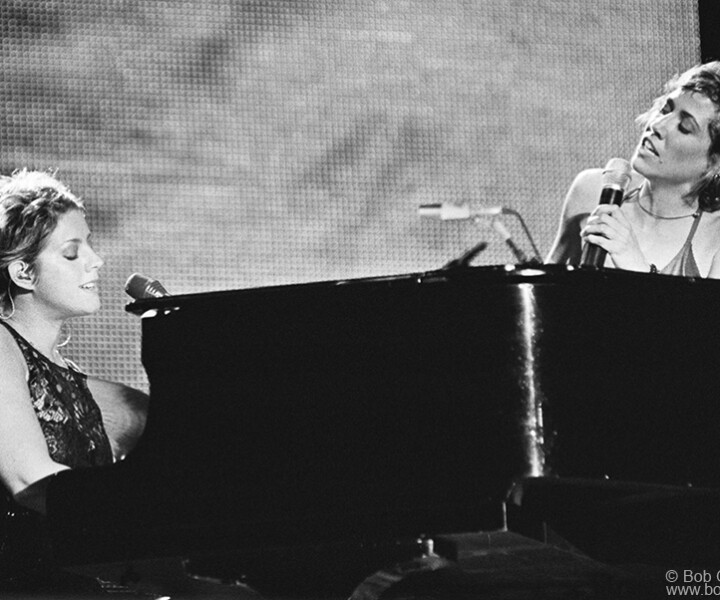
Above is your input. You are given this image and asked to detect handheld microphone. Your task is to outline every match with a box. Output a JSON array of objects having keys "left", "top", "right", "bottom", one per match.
[
  {"left": 418, "top": 203, "right": 507, "bottom": 220},
  {"left": 125, "top": 273, "right": 170, "bottom": 299},
  {"left": 580, "top": 158, "right": 632, "bottom": 268}
]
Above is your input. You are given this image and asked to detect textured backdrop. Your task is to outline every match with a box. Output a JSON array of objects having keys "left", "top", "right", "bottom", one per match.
[{"left": 0, "top": 0, "right": 700, "bottom": 390}]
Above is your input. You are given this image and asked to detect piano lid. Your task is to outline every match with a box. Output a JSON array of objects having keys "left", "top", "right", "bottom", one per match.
[{"left": 47, "top": 264, "right": 720, "bottom": 567}]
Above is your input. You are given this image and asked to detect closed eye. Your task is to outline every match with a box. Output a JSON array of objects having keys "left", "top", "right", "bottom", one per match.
[
  {"left": 658, "top": 99, "right": 698, "bottom": 135},
  {"left": 62, "top": 241, "right": 80, "bottom": 260},
  {"left": 678, "top": 111, "right": 699, "bottom": 135}
]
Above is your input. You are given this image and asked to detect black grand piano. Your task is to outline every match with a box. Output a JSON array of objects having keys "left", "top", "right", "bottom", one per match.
[{"left": 46, "top": 265, "right": 720, "bottom": 578}]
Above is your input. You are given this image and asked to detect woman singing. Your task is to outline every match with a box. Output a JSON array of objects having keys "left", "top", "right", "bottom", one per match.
[
  {"left": 0, "top": 169, "right": 149, "bottom": 592},
  {"left": 547, "top": 61, "right": 720, "bottom": 278}
]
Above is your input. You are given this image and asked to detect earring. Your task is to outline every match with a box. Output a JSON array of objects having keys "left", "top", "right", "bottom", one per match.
[
  {"left": 711, "top": 172, "right": 720, "bottom": 205},
  {"left": 0, "top": 287, "right": 15, "bottom": 320},
  {"left": 57, "top": 321, "right": 72, "bottom": 348}
]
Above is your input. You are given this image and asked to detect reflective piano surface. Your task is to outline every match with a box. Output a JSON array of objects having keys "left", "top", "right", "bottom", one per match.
[{"left": 46, "top": 265, "right": 720, "bottom": 568}]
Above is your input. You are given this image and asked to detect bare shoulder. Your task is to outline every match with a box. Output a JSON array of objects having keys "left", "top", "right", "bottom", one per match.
[
  {"left": 698, "top": 208, "right": 720, "bottom": 246},
  {"left": 545, "top": 168, "right": 604, "bottom": 264},
  {"left": 697, "top": 208, "right": 720, "bottom": 241},
  {"left": 0, "top": 325, "right": 27, "bottom": 382},
  {"left": 561, "top": 168, "right": 604, "bottom": 217},
  {"left": 0, "top": 324, "right": 31, "bottom": 416},
  {"left": 688, "top": 209, "right": 720, "bottom": 278},
  {"left": 701, "top": 208, "right": 720, "bottom": 223},
  {"left": 705, "top": 240, "right": 720, "bottom": 279},
  {"left": 563, "top": 168, "right": 644, "bottom": 216}
]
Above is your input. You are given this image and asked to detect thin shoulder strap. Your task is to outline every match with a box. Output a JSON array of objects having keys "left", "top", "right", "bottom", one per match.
[{"left": 684, "top": 210, "right": 703, "bottom": 246}]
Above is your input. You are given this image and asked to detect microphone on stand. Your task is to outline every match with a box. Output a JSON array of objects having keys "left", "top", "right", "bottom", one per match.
[
  {"left": 418, "top": 202, "right": 542, "bottom": 264},
  {"left": 125, "top": 273, "right": 170, "bottom": 299},
  {"left": 580, "top": 158, "right": 633, "bottom": 268},
  {"left": 418, "top": 203, "right": 507, "bottom": 220}
]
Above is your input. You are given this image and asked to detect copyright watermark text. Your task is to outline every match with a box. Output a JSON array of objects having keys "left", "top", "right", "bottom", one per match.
[{"left": 666, "top": 570, "right": 720, "bottom": 596}]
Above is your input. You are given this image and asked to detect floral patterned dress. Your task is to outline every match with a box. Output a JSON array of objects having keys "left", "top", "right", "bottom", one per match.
[{"left": 0, "top": 320, "right": 112, "bottom": 587}]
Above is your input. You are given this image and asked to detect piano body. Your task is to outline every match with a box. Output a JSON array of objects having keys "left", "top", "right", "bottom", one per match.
[{"left": 46, "top": 265, "right": 720, "bottom": 571}]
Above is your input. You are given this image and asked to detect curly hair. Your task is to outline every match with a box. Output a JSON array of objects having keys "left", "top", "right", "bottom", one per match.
[
  {"left": 0, "top": 169, "right": 84, "bottom": 312},
  {"left": 636, "top": 61, "right": 720, "bottom": 212}
]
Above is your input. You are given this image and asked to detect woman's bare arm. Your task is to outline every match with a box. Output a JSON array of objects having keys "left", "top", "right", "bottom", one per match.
[
  {"left": 545, "top": 169, "right": 602, "bottom": 264},
  {"left": 0, "top": 328, "right": 69, "bottom": 513},
  {"left": 87, "top": 377, "right": 149, "bottom": 461}
]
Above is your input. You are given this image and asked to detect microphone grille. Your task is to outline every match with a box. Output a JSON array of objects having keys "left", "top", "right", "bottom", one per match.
[
  {"left": 601, "top": 158, "right": 632, "bottom": 189},
  {"left": 125, "top": 273, "right": 169, "bottom": 299}
]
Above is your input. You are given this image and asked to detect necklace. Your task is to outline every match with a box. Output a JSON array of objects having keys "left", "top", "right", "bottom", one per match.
[{"left": 637, "top": 197, "right": 700, "bottom": 220}]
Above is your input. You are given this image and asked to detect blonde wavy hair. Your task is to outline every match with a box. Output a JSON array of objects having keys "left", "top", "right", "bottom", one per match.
[{"left": 0, "top": 169, "right": 84, "bottom": 314}]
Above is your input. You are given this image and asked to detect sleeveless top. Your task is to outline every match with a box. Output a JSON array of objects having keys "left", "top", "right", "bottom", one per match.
[
  {"left": 0, "top": 321, "right": 112, "bottom": 467},
  {"left": 659, "top": 212, "right": 702, "bottom": 277},
  {"left": 0, "top": 321, "right": 112, "bottom": 586},
  {"left": 625, "top": 187, "right": 703, "bottom": 278}
]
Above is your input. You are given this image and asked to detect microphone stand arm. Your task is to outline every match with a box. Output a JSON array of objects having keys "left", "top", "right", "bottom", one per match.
[
  {"left": 441, "top": 240, "right": 488, "bottom": 270},
  {"left": 499, "top": 209, "right": 542, "bottom": 265}
]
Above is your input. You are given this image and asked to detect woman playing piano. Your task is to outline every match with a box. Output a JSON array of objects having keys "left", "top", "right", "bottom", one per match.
[
  {"left": 0, "top": 169, "right": 149, "bottom": 592},
  {"left": 547, "top": 61, "right": 720, "bottom": 278}
]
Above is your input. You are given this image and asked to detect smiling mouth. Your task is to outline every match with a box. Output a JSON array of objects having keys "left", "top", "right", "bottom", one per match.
[
  {"left": 80, "top": 282, "right": 98, "bottom": 290},
  {"left": 641, "top": 137, "right": 659, "bottom": 156}
]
